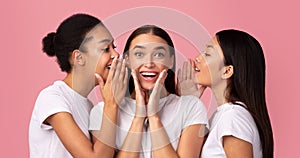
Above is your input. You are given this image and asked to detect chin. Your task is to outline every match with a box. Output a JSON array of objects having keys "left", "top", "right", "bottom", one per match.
[{"left": 141, "top": 83, "right": 155, "bottom": 91}]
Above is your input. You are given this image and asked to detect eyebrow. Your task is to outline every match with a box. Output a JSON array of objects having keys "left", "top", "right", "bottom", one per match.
[
  {"left": 154, "top": 46, "right": 167, "bottom": 51},
  {"left": 132, "top": 45, "right": 146, "bottom": 50},
  {"left": 206, "top": 44, "right": 214, "bottom": 49}
]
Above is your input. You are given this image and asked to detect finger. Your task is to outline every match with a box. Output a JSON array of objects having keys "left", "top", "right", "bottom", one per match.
[
  {"left": 123, "top": 67, "right": 129, "bottom": 85},
  {"left": 119, "top": 59, "right": 126, "bottom": 81},
  {"left": 157, "top": 69, "right": 168, "bottom": 84},
  {"left": 187, "top": 59, "right": 193, "bottom": 79},
  {"left": 131, "top": 70, "right": 142, "bottom": 93},
  {"left": 106, "top": 57, "right": 118, "bottom": 83},
  {"left": 95, "top": 73, "right": 104, "bottom": 90},
  {"left": 153, "top": 69, "right": 168, "bottom": 92},
  {"left": 113, "top": 58, "right": 122, "bottom": 83},
  {"left": 191, "top": 59, "right": 196, "bottom": 79},
  {"left": 176, "top": 77, "right": 182, "bottom": 95},
  {"left": 177, "top": 68, "right": 182, "bottom": 82},
  {"left": 182, "top": 61, "right": 187, "bottom": 80}
]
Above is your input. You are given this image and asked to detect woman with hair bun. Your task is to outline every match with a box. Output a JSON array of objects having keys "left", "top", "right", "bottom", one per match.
[{"left": 29, "top": 13, "right": 128, "bottom": 158}]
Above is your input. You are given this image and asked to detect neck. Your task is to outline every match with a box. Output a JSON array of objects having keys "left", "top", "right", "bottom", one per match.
[
  {"left": 211, "top": 80, "right": 228, "bottom": 106},
  {"left": 63, "top": 70, "right": 95, "bottom": 97},
  {"left": 131, "top": 87, "right": 169, "bottom": 104}
]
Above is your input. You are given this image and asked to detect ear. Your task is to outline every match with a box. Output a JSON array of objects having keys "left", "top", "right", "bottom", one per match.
[
  {"left": 72, "top": 50, "right": 85, "bottom": 66},
  {"left": 221, "top": 65, "right": 234, "bottom": 79}
]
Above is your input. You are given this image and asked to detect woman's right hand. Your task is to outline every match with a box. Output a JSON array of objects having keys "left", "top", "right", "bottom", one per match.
[
  {"left": 177, "top": 59, "right": 206, "bottom": 98},
  {"left": 95, "top": 56, "right": 128, "bottom": 106},
  {"left": 131, "top": 69, "right": 147, "bottom": 118}
]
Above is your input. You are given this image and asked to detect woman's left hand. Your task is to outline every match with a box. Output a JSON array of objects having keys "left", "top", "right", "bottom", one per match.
[
  {"left": 147, "top": 69, "right": 168, "bottom": 117},
  {"left": 95, "top": 57, "right": 128, "bottom": 106}
]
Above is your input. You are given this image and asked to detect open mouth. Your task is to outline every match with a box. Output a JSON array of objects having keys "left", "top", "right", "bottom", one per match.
[
  {"left": 195, "top": 67, "right": 200, "bottom": 72},
  {"left": 140, "top": 71, "right": 158, "bottom": 81},
  {"left": 106, "top": 63, "right": 111, "bottom": 69}
]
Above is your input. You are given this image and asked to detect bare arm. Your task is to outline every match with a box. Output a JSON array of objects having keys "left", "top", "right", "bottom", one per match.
[
  {"left": 177, "top": 124, "right": 205, "bottom": 157},
  {"left": 116, "top": 117, "right": 145, "bottom": 158},
  {"left": 148, "top": 115, "right": 179, "bottom": 158},
  {"left": 116, "top": 69, "right": 146, "bottom": 158},
  {"left": 223, "top": 136, "right": 253, "bottom": 158},
  {"left": 149, "top": 116, "right": 205, "bottom": 158},
  {"left": 46, "top": 112, "right": 115, "bottom": 158}
]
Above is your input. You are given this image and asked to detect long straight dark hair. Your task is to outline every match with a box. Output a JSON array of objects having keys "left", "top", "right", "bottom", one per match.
[
  {"left": 123, "top": 25, "right": 177, "bottom": 95},
  {"left": 216, "top": 29, "right": 274, "bottom": 158}
]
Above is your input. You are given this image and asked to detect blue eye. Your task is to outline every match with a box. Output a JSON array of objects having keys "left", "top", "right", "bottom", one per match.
[
  {"left": 154, "top": 52, "right": 165, "bottom": 58},
  {"left": 134, "top": 52, "right": 144, "bottom": 57}
]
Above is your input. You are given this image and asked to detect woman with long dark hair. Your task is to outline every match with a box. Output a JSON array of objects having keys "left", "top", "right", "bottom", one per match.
[
  {"left": 89, "top": 25, "right": 208, "bottom": 157},
  {"left": 190, "top": 29, "right": 273, "bottom": 157}
]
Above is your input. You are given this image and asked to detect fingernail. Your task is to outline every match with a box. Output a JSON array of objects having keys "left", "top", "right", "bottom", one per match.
[{"left": 95, "top": 73, "right": 100, "bottom": 79}]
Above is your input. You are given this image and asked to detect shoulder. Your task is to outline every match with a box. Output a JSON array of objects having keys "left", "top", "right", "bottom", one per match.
[
  {"left": 37, "top": 81, "right": 67, "bottom": 98},
  {"left": 179, "top": 95, "right": 206, "bottom": 111},
  {"left": 218, "top": 103, "right": 254, "bottom": 125},
  {"left": 214, "top": 103, "right": 258, "bottom": 143}
]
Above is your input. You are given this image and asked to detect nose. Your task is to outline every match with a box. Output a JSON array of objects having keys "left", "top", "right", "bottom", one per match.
[
  {"left": 143, "top": 54, "right": 155, "bottom": 68},
  {"left": 195, "top": 54, "right": 203, "bottom": 63},
  {"left": 111, "top": 48, "right": 119, "bottom": 59}
]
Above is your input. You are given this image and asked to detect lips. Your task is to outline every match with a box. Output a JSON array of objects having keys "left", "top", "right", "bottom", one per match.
[
  {"left": 195, "top": 67, "right": 200, "bottom": 72},
  {"left": 106, "top": 63, "right": 111, "bottom": 69},
  {"left": 139, "top": 71, "right": 158, "bottom": 82}
]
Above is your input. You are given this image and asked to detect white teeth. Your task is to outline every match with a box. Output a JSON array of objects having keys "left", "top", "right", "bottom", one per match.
[
  {"left": 141, "top": 72, "right": 157, "bottom": 76},
  {"left": 106, "top": 65, "right": 111, "bottom": 69},
  {"left": 195, "top": 67, "right": 200, "bottom": 72},
  {"left": 141, "top": 72, "right": 157, "bottom": 77}
]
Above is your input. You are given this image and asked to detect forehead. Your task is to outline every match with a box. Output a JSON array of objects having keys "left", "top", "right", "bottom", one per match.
[
  {"left": 85, "top": 25, "right": 113, "bottom": 43},
  {"left": 208, "top": 36, "right": 224, "bottom": 59},
  {"left": 129, "top": 34, "right": 168, "bottom": 48}
]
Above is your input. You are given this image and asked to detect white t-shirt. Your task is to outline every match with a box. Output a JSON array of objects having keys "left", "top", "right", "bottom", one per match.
[
  {"left": 89, "top": 94, "right": 207, "bottom": 158},
  {"left": 29, "top": 81, "right": 93, "bottom": 158},
  {"left": 201, "top": 102, "right": 262, "bottom": 158}
]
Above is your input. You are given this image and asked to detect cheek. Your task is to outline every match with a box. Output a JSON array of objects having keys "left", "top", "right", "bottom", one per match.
[
  {"left": 128, "top": 57, "right": 143, "bottom": 70},
  {"left": 157, "top": 64, "right": 169, "bottom": 71},
  {"left": 158, "top": 58, "right": 173, "bottom": 68},
  {"left": 95, "top": 57, "right": 109, "bottom": 75}
]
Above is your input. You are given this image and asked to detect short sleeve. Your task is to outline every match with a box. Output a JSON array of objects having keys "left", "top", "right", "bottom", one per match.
[
  {"left": 35, "top": 90, "right": 71, "bottom": 130},
  {"left": 89, "top": 102, "right": 104, "bottom": 131},
  {"left": 182, "top": 96, "right": 208, "bottom": 129},
  {"left": 217, "top": 108, "right": 255, "bottom": 144}
]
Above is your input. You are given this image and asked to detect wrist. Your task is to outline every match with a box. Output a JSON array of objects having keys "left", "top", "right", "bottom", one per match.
[
  {"left": 103, "top": 101, "right": 118, "bottom": 112},
  {"left": 148, "top": 114, "right": 160, "bottom": 121}
]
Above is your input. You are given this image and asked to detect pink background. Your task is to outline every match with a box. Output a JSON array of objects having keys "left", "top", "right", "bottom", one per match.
[{"left": 1, "top": 0, "right": 298, "bottom": 157}]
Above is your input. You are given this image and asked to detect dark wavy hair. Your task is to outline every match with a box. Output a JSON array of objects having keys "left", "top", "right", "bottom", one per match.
[
  {"left": 216, "top": 29, "right": 274, "bottom": 158},
  {"left": 123, "top": 25, "right": 177, "bottom": 95},
  {"left": 42, "top": 13, "right": 102, "bottom": 73}
]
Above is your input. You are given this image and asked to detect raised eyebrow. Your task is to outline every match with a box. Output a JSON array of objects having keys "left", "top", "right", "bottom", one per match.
[
  {"left": 154, "top": 46, "right": 167, "bottom": 51},
  {"left": 132, "top": 45, "right": 146, "bottom": 50}
]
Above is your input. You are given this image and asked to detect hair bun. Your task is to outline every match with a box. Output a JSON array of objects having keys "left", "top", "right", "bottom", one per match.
[{"left": 42, "top": 32, "right": 56, "bottom": 57}]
